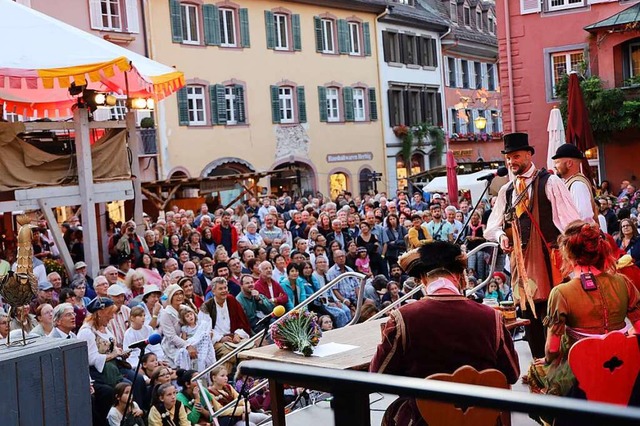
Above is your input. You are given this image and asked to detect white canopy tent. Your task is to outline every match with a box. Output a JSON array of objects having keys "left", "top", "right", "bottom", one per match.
[
  {"left": 419, "top": 170, "right": 509, "bottom": 205},
  {"left": 0, "top": 0, "right": 184, "bottom": 276}
]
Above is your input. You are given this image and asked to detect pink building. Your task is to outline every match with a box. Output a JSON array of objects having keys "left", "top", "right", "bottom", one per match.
[{"left": 497, "top": 0, "right": 640, "bottom": 184}]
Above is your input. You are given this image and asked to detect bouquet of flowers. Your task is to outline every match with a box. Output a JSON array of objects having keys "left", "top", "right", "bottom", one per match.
[{"left": 269, "top": 309, "right": 322, "bottom": 357}]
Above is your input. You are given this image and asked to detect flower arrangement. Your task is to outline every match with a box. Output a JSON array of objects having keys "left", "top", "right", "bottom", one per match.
[
  {"left": 392, "top": 124, "right": 410, "bottom": 138},
  {"left": 269, "top": 309, "right": 322, "bottom": 357},
  {"left": 44, "top": 258, "right": 67, "bottom": 282}
]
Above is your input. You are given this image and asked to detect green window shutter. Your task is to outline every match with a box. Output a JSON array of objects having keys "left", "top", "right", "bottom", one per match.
[
  {"left": 169, "top": 0, "right": 183, "bottom": 43},
  {"left": 317, "top": 86, "right": 327, "bottom": 122},
  {"left": 210, "top": 84, "right": 227, "bottom": 125},
  {"left": 363, "top": 22, "right": 372, "bottom": 56},
  {"left": 239, "top": 8, "right": 250, "bottom": 48},
  {"left": 292, "top": 14, "right": 302, "bottom": 51},
  {"left": 436, "top": 92, "right": 443, "bottom": 126},
  {"left": 203, "top": 4, "right": 220, "bottom": 45},
  {"left": 369, "top": 88, "right": 378, "bottom": 121},
  {"left": 234, "top": 85, "right": 246, "bottom": 124},
  {"left": 314, "top": 17, "right": 323, "bottom": 52},
  {"left": 337, "top": 19, "right": 349, "bottom": 54},
  {"left": 431, "top": 38, "right": 438, "bottom": 67},
  {"left": 343, "top": 87, "right": 354, "bottom": 122},
  {"left": 270, "top": 85, "right": 281, "bottom": 123},
  {"left": 177, "top": 87, "right": 189, "bottom": 125},
  {"left": 264, "top": 11, "right": 275, "bottom": 49},
  {"left": 297, "top": 86, "right": 307, "bottom": 123}
]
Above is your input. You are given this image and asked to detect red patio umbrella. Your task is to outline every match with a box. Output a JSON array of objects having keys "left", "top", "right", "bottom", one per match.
[
  {"left": 446, "top": 150, "right": 459, "bottom": 208},
  {"left": 566, "top": 72, "right": 596, "bottom": 152}
]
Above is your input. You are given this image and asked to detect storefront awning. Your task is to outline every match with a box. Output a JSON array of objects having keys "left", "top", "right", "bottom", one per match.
[{"left": 584, "top": 3, "right": 640, "bottom": 32}]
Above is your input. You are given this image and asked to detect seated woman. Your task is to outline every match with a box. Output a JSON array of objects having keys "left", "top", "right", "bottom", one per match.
[
  {"left": 279, "top": 263, "right": 311, "bottom": 312},
  {"left": 528, "top": 221, "right": 640, "bottom": 423},
  {"left": 369, "top": 241, "right": 520, "bottom": 426}
]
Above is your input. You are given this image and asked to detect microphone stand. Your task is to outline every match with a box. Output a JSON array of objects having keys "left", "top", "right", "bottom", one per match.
[
  {"left": 120, "top": 346, "right": 145, "bottom": 426},
  {"left": 453, "top": 178, "right": 494, "bottom": 245}
]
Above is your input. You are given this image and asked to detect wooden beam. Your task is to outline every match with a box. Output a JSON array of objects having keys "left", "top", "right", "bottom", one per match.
[
  {"left": 126, "top": 111, "right": 144, "bottom": 231},
  {"left": 22, "top": 120, "right": 126, "bottom": 131},
  {"left": 141, "top": 187, "right": 165, "bottom": 210},
  {"left": 160, "top": 185, "right": 182, "bottom": 210},
  {"left": 38, "top": 199, "right": 74, "bottom": 278}
]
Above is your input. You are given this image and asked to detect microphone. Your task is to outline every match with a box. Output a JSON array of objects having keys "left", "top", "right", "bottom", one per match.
[
  {"left": 255, "top": 305, "right": 286, "bottom": 328},
  {"left": 128, "top": 333, "right": 162, "bottom": 349},
  {"left": 476, "top": 167, "right": 508, "bottom": 182}
]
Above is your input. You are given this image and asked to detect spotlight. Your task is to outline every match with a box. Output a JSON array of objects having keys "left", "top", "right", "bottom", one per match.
[
  {"left": 146, "top": 99, "right": 155, "bottom": 110},
  {"left": 94, "top": 93, "right": 106, "bottom": 105},
  {"left": 105, "top": 95, "right": 118, "bottom": 106},
  {"left": 128, "top": 97, "right": 154, "bottom": 110}
]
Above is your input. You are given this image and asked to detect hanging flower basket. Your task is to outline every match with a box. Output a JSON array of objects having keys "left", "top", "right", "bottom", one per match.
[{"left": 393, "top": 124, "right": 410, "bottom": 138}]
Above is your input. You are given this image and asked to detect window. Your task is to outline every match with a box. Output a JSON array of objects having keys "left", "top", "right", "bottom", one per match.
[
  {"left": 392, "top": 0, "right": 415, "bottom": 5},
  {"left": 461, "top": 60, "right": 469, "bottom": 89},
  {"left": 224, "top": 87, "right": 237, "bottom": 124},
  {"left": 463, "top": 6, "right": 471, "bottom": 26},
  {"left": 388, "top": 86, "right": 442, "bottom": 127},
  {"left": 353, "top": 88, "right": 366, "bottom": 122},
  {"left": 219, "top": 8, "right": 236, "bottom": 47},
  {"left": 274, "top": 13, "right": 289, "bottom": 50},
  {"left": 477, "top": 10, "right": 483, "bottom": 31},
  {"left": 419, "top": 37, "right": 438, "bottom": 67},
  {"left": 547, "top": 0, "right": 584, "bottom": 11},
  {"left": 450, "top": 1, "right": 458, "bottom": 23},
  {"left": 474, "top": 62, "right": 482, "bottom": 89},
  {"left": 465, "top": 109, "right": 474, "bottom": 133},
  {"left": 389, "top": 89, "right": 405, "bottom": 127},
  {"left": 408, "top": 90, "right": 422, "bottom": 125},
  {"left": 181, "top": 3, "right": 199, "bottom": 44},
  {"left": 488, "top": 16, "right": 495, "bottom": 34},
  {"left": 348, "top": 22, "right": 361, "bottom": 55},
  {"left": 321, "top": 19, "right": 335, "bottom": 53},
  {"left": 110, "top": 99, "right": 127, "bottom": 120},
  {"left": 630, "top": 43, "right": 640, "bottom": 78},
  {"left": 487, "top": 64, "right": 496, "bottom": 91},
  {"left": 186, "top": 86, "right": 206, "bottom": 125},
  {"left": 404, "top": 34, "right": 418, "bottom": 65},
  {"left": 279, "top": 87, "right": 294, "bottom": 123},
  {"left": 448, "top": 57, "right": 457, "bottom": 87},
  {"left": 551, "top": 51, "right": 583, "bottom": 96},
  {"left": 101, "top": 0, "right": 122, "bottom": 30},
  {"left": 491, "top": 110, "right": 502, "bottom": 132},
  {"left": 325, "top": 88, "right": 340, "bottom": 122},
  {"left": 450, "top": 108, "right": 460, "bottom": 134}
]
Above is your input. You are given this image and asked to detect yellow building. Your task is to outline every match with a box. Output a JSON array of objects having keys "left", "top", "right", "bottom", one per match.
[{"left": 146, "top": 0, "right": 387, "bottom": 199}]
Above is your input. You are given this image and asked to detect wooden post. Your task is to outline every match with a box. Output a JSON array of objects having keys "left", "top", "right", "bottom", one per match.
[
  {"left": 38, "top": 200, "right": 74, "bottom": 278},
  {"left": 126, "top": 111, "right": 144, "bottom": 232},
  {"left": 268, "top": 379, "right": 286, "bottom": 426},
  {"left": 74, "top": 108, "right": 99, "bottom": 277}
]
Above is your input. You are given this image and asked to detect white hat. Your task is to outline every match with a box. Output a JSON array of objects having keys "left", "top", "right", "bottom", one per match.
[
  {"left": 142, "top": 284, "right": 162, "bottom": 299},
  {"left": 74, "top": 261, "right": 87, "bottom": 269},
  {"left": 164, "top": 284, "right": 184, "bottom": 304},
  {"left": 107, "top": 285, "right": 126, "bottom": 297}
]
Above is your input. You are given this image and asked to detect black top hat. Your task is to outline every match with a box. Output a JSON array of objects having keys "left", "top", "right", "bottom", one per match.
[
  {"left": 552, "top": 143, "right": 584, "bottom": 160},
  {"left": 501, "top": 132, "right": 535, "bottom": 155}
]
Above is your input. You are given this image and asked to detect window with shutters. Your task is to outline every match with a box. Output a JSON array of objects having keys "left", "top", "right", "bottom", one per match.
[
  {"left": 474, "top": 62, "right": 482, "bottom": 89},
  {"left": 181, "top": 4, "right": 200, "bottom": 44},
  {"left": 274, "top": 13, "right": 289, "bottom": 50},
  {"left": 419, "top": 37, "right": 438, "bottom": 68},
  {"left": 353, "top": 88, "right": 366, "bottom": 122},
  {"left": 389, "top": 86, "right": 441, "bottom": 127},
  {"left": 187, "top": 86, "right": 207, "bottom": 125},
  {"left": 551, "top": 51, "right": 583, "bottom": 97},
  {"left": 225, "top": 87, "right": 238, "bottom": 125},
  {"left": 279, "top": 87, "right": 295, "bottom": 124},
  {"left": 630, "top": 42, "right": 640, "bottom": 78},
  {"left": 348, "top": 22, "right": 361, "bottom": 56},
  {"left": 487, "top": 64, "right": 496, "bottom": 91},
  {"left": 383, "top": 31, "right": 401, "bottom": 63},
  {"left": 450, "top": 108, "right": 460, "bottom": 135},
  {"left": 546, "top": 0, "right": 585, "bottom": 12},
  {"left": 326, "top": 87, "right": 340, "bottom": 122},
  {"left": 404, "top": 34, "right": 418, "bottom": 66},
  {"left": 219, "top": 8, "right": 236, "bottom": 47},
  {"left": 321, "top": 19, "right": 335, "bottom": 53},
  {"left": 89, "top": 0, "right": 140, "bottom": 33},
  {"left": 388, "top": 88, "right": 405, "bottom": 127}
]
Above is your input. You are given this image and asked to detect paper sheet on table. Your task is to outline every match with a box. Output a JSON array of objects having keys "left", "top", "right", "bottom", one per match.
[{"left": 296, "top": 342, "right": 359, "bottom": 357}]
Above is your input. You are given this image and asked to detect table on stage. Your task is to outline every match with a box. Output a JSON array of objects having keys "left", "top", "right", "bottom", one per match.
[{"left": 238, "top": 318, "right": 387, "bottom": 426}]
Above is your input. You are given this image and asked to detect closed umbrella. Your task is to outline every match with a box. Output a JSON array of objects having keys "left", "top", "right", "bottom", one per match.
[
  {"left": 566, "top": 72, "right": 596, "bottom": 151},
  {"left": 546, "top": 107, "right": 566, "bottom": 170},
  {"left": 446, "top": 150, "right": 459, "bottom": 208}
]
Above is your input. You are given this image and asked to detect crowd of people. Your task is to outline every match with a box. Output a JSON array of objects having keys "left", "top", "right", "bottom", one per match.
[{"left": 2, "top": 135, "right": 640, "bottom": 425}]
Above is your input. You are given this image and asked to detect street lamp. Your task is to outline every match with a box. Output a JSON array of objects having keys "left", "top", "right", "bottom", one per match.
[{"left": 474, "top": 115, "right": 487, "bottom": 131}]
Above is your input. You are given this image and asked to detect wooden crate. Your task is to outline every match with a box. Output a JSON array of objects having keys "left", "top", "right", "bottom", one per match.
[{"left": 0, "top": 337, "right": 91, "bottom": 426}]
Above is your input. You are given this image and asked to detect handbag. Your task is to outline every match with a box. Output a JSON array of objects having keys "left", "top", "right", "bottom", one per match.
[{"left": 121, "top": 414, "right": 146, "bottom": 426}]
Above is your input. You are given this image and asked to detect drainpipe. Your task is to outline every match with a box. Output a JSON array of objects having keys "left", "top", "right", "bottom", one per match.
[{"left": 503, "top": 0, "right": 516, "bottom": 132}]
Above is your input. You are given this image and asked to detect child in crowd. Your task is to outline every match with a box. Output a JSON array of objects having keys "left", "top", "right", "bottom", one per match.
[
  {"left": 493, "top": 271, "right": 512, "bottom": 301},
  {"left": 141, "top": 353, "right": 159, "bottom": 385},
  {"left": 355, "top": 247, "right": 372, "bottom": 277},
  {"left": 123, "top": 306, "right": 165, "bottom": 367},
  {"left": 318, "top": 315, "right": 333, "bottom": 332},
  {"left": 176, "top": 306, "right": 215, "bottom": 372},
  {"left": 208, "top": 366, "right": 269, "bottom": 426},
  {"left": 107, "top": 383, "right": 145, "bottom": 426},
  {"left": 148, "top": 383, "right": 190, "bottom": 426},
  {"left": 485, "top": 279, "right": 503, "bottom": 302}
]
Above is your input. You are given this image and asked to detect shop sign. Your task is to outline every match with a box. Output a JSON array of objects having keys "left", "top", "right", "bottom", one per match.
[{"left": 326, "top": 152, "right": 373, "bottom": 163}]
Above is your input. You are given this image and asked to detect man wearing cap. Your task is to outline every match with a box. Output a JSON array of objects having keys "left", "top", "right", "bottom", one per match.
[
  {"left": 141, "top": 284, "right": 163, "bottom": 328},
  {"left": 106, "top": 285, "right": 131, "bottom": 348},
  {"left": 486, "top": 133, "right": 580, "bottom": 359},
  {"left": 74, "top": 261, "right": 95, "bottom": 298},
  {"left": 30, "top": 281, "right": 57, "bottom": 314},
  {"left": 552, "top": 143, "right": 598, "bottom": 224}
]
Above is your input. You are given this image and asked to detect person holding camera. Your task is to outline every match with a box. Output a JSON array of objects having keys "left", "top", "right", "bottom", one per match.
[{"left": 115, "top": 220, "right": 149, "bottom": 265}]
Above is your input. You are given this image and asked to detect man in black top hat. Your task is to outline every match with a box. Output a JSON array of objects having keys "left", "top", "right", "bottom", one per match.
[
  {"left": 485, "top": 133, "right": 580, "bottom": 359},
  {"left": 552, "top": 143, "right": 598, "bottom": 224}
]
